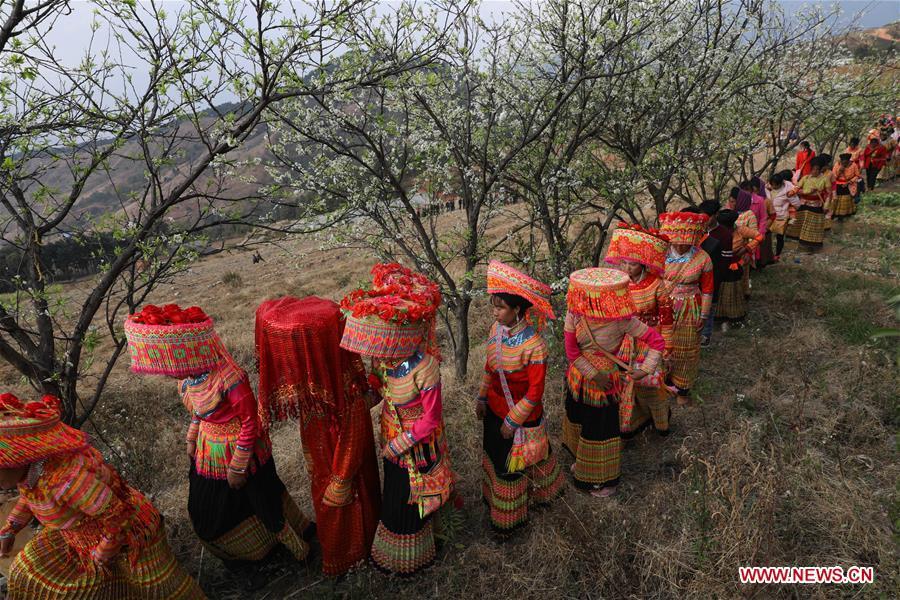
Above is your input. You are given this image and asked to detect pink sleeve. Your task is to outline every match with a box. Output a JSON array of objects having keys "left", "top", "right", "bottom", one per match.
[
  {"left": 410, "top": 383, "right": 443, "bottom": 442},
  {"left": 636, "top": 324, "right": 665, "bottom": 352},
  {"left": 227, "top": 380, "right": 259, "bottom": 470},
  {"left": 564, "top": 330, "right": 581, "bottom": 363}
]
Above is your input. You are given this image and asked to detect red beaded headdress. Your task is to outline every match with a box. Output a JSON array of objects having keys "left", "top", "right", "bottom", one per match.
[
  {"left": 340, "top": 263, "right": 442, "bottom": 362},
  {"left": 0, "top": 394, "right": 89, "bottom": 468},
  {"left": 566, "top": 267, "right": 636, "bottom": 321},
  {"left": 124, "top": 304, "right": 229, "bottom": 378},
  {"left": 604, "top": 223, "right": 669, "bottom": 276},
  {"left": 658, "top": 212, "right": 709, "bottom": 246}
]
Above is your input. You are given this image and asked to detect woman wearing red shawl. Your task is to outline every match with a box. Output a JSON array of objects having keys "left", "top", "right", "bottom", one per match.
[
  {"left": 255, "top": 296, "right": 381, "bottom": 576},
  {"left": 0, "top": 394, "right": 204, "bottom": 599},
  {"left": 476, "top": 261, "right": 564, "bottom": 534},
  {"left": 604, "top": 224, "right": 674, "bottom": 436},
  {"left": 795, "top": 141, "right": 815, "bottom": 178},
  {"left": 863, "top": 136, "right": 890, "bottom": 191},
  {"left": 124, "top": 305, "right": 313, "bottom": 581}
]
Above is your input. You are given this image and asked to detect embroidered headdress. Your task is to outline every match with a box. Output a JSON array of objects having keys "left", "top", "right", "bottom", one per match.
[
  {"left": 486, "top": 260, "right": 556, "bottom": 321},
  {"left": 124, "top": 304, "right": 228, "bottom": 378},
  {"left": 566, "top": 267, "right": 635, "bottom": 321},
  {"left": 604, "top": 223, "right": 669, "bottom": 276},
  {"left": 0, "top": 394, "right": 89, "bottom": 468},
  {"left": 658, "top": 211, "right": 709, "bottom": 246}
]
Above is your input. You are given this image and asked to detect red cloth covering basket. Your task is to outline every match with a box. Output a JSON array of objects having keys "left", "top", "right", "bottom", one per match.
[{"left": 255, "top": 296, "right": 368, "bottom": 429}]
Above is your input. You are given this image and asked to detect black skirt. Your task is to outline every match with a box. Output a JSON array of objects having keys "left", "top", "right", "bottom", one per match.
[
  {"left": 187, "top": 457, "right": 287, "bottom": 542},
  {"left": 379, "top": 448, "right": 439, "bottom": 536}
]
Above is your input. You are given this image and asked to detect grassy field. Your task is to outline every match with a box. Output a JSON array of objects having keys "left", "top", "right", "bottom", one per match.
[{"left": 1, "top": 184, "right": 898, "bottom": 598}]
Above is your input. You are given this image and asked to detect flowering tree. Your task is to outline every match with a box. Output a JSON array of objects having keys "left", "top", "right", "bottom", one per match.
[
  {"left": 0, "top": 0, "right": 422, "bottom": 423},
  {"left": 267, "top": 0, "right": 671, "bottom": 376}
]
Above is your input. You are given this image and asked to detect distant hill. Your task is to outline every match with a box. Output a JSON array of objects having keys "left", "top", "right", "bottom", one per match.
[{"left": 841, "top": 20, "right": 900, "bottom": 58}]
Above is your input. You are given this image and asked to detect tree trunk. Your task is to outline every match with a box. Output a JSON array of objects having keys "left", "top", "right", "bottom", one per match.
[{"left": 453, "top": 297, "right": 471, "bottom": 379}]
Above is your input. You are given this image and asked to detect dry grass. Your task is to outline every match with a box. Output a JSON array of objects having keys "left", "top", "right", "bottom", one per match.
[{"left": 1, "top": 185, "right": 898, "bottom": 598}]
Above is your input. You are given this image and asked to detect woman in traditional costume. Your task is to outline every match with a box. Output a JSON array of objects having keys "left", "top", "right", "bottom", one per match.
[
  {"left": 795, "top": 141, "right": 815, "bottom": 179},
  {"left": 713, "top": 208, "right": 759, "bottom": 326},
  {"left": 124, "top": 305, "right": 313, "bottom": 576},
  {"left": 603, "top": 224, "right": 674, "bottom": 436},
  {"left": 0, "top": 393, "right": 204, "bottom": 599},
  {"left": 862, "top": 136, "right": 889, "bottom": 191},
  {"left": 746, "top": 177, "right": 772, "bottom": 267},
  {"left": 476, "top": 261, "right": 564, "bottom": 534},
  {"left": 562, "top": 268, "right": 664, "bottom": 497},
  {"left": 734, "top": 188, "right": 762, "bottom": 298},
  {"left": 787, "top": 156, "right": 830, "bottom": 252},
  {"left": 832, "top": 153, "right": 861, "bottom": 221},
  {"left": 766, "top": 172, "right": 796, "bottom": 261},
  {"left": 340, "top": 276, "right": 453, "bottom": 576},
  {"left": 255, "top": 296, "right": 381, "bottom": 576},
  {"left": 658, "top": 212, "right": 714, "bottom": 404}
]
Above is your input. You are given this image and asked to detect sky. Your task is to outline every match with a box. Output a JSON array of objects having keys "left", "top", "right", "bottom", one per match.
[
  {"left": 45, "top": 0, "right": 900, "bottom": 60},
  {"left": 35, "top": 0, "right": 900, "bottom": 105}
]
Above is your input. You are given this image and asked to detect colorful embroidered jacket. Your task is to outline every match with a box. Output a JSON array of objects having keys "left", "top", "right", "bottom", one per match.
[
  {"left": 734, "top": 211, "right": 762, "bottom": 267},
  {"left": 832, "top": 162, "right": 862, "bottom": 197},
  {"left": 794, "top": 174, "right": 830, "bottom": 207},
  {"left": 182, "top": 361, "right": 271, "bottom": 479},
  {"left": 1, "top": 447, "right": 160, "bottom": 569},
  {"left": 618, "top": 273, "right": 674, "bottom": 368},
  {"left": 563, "top": 312, "right": 663, "bottom": 407},
  {"left": 378, "top": 351, "right": 447, "bottom": 465},
  {"left": 663, "top": 247, "right": 714, "bottom": 325},
  {"left": 477, "top": 321, "right": 548, "bottom": 427},
  {"left": 377, "top": 351, "right": 452, "bottom": 517}
]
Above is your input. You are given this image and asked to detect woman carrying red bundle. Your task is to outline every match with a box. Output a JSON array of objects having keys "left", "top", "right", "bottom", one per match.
[
  {"left": 339, "top": 267, "right": 454, "bottom": 576},
  {"left": 124, "top": 304, "right": 313, "bottom": 585}
]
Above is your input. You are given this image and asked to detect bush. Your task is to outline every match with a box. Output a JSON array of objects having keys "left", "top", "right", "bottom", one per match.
[{"left": 222, "top": 271, "right": 243, "bottom": 287}]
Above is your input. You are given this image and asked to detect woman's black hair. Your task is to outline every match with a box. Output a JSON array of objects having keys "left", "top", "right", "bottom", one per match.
[
  {"left": 491, "top": 292, "right": 533, "bottom": 316},
  {"left": 770, "top": 172, "right": 783, "bottom": 186},
  {"left": 800, "top": 140, "right": 811, "bottom": 149},
  {"left": 850, "top": 136, "right": 860, "bottom": 146},
  {"left": 729, "top": 186, "right": 740, "bottom": 200},
  {"left": 739, "top": 180, "right": 753, "bottom": 191},
  {"left": 778, "top": 169, "right": 793, "bottom": 181}
]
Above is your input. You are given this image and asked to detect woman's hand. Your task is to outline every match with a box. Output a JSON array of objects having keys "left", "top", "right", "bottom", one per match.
[
  {"left": 475, "top": 401, "right": 486, "bottom": 420},
  {"left": 500, "top": 419, "right": 516, "bottom": 439},
  {"left": 227, "top": 468, "right": 248, "bottom": 490},
  {"left": 630, "top": 368, "right": 649, "bottom": 381},
  {"left": 0, "top": 533, "right": 16, "bottom": 558},
  {"left": 186, "top": 441, "right": 196, "bottom": 459}
]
